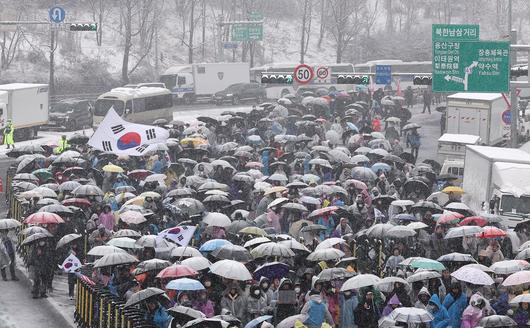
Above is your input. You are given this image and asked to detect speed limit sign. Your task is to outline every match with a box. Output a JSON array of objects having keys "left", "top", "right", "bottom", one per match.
[{"left": 294, "top": 64, "right": 314, "bottom": 84}]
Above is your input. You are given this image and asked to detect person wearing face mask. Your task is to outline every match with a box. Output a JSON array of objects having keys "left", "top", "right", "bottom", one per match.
[
  {"left": 339, "top": 289, "right": 358, "bottom": 328},
  {"left": 221, "top": 283, "right": 247, "bottom": 323},
  {"left": 193, "top": 290, "right": 214, "bottom": 318},
  {"left": 247, "top": 285, "right": 269, "bottom": 322},
  {"left": 427, "top": 294, "right": 449, "bottom": 328},
  {"left": 144, "top": 299, "right": 171, "bottom": 328},
  {"left": 259, "top": 277, "right": 274, "bottom": 306},
  {"left": 274, "top": 278, "right": 298, "bottom": 325}
]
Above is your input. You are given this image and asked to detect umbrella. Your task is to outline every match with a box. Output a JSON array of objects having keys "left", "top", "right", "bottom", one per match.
[
  {"left": 515, "top": 248, "right": 530, "bottom": 260},
  {"left": 300, "top": 224, "right": 327, "bottom": 233},
  {"left": 58, "top": 181, "right": 82, "bottom": 193},
  {"left": 502, "top": 271, "right": 530, "bottom": 286},
  {"left": 157, "top": 264, "right": 198, "bottom": 279},
  {"left": 281, "top": 202, "right": 308, "bottom": 212},
  {"left": 307, "top": 248, "right": 344, "bottom": 261},
  {"left": 124, "top": 287, "right": 166, "bottom": 308},
  {"left": 13, "top": 173, "right": 39, "bottom": 183},
  {"left": 94, "top": 252, "right": 138, "bottom": 268},
  {"left": 410, "top": 258, "right": 445, "bottom": 271},
  {"left": 351, "top": 167, "right": 377, "bottom": 182},
  {"left": 253, "top": 262, "right": 290, "bottom": 280},
  {"left": 450, "top": 266, "right": 494, "bottom": 285},
  {"left": 245, "top": 315, "right": 273, "bottom": 328},
  {"left": 39, "top": 204, "right": 73, "bottom": 215},
  {"left": 203, "top": 212, "right": 231, "bottom": 228},
  {"left": 386, "top": 225, "right": 417, "bottom": 238},
  {"left": 102, "top": 163, "right": 124, "bottom": 173},
  {"left": 375, "top": 277, "right": 410, "bottom": 293},
  {"left": 174, "top": 198, "right": 205, "bottom": 216},
  {"left": 390, "top": 307, "right": 433, "bottom": 324},
  {"left": 267, "top": 197, "right": 289, "bottom": 209},
  {"left": 135, "top": 259, "right": 171, "bottom": 275},
  {"left": 73, "top": 185, "right": 104, "bottom": 197},
  {"left": 128, "top": 169, "right": 154, "bottom": 180},
  {"left": 477, "top": 226, "right": 507, "bottom": 239},
  {"left": 62, "top": 198, "right": 91, "bottom": 207},
  {"left": 461, "top": 263, "right": 494, "bottom": 273},
  {"left": 181, "top": 257, "right": 212, "bottom": 271},
  {"left": 87, "top": 245, "right": 127, "bottom": 256},
  {"left": 243, "top": 237, "right": 271, "bottom": 249},
  {"left": 113, "top": 229, "right": 141, "bottom": 239},
  {"left": 314, "top": 237, "right": 346, "bottom": 251},
  {"left": 317, "top": 268, "right": 355, "bottom": 282},
  {"left": 212, "top": 245, "right": 253, "bottom": 262},
  {"left": 510, "top": 294, "right": 530, "bottom": 304},
  {"left": 135, "top": 235, "right": 172, "bottom": 250},
  {"left": 341, "top": 274, "right": 381, "bottom": 291},
  {"left": 0, "top": 218, "right": 21, "bottom": 230},
  {"left": 21, "top": 232, "right": 53, "bottom": 246},
  {"left": 278, "top": 239, "right": 310, "bottom": 252},
  {"left": 444, "top": 226, "right": 483, "bottom": 239},
  {"left": 402, "top": 123, "right": 421, "bottom": 130},
  {"left": 184, "top": 318, "right": 229, "bottom": 328},
  {"left": 24, "top": 212, "right": 64, "bottom": 224},
  {"left": 251, "top": 242, "right": 295, "bottom": 258},
  {"left": 371, "top": 162, "right": 391, "bottom": 173},
  {"left": 442, "top": 186, "right": 465, "bottom": 194},
  {"left": 437, "top": 252, "right": 476, "bottom": 263},
  {"left": 171, "top": 246, "right": 203, "bottom": 258},
  {"left": 407, "top": 222, "right": 429, "bottom": 230},
  {"left": 56, "top": 233, "right": 82, "bottom": 249},
  {"left": 210, "top": 259, "right": 252, "bottom": 281},
  {"left": 276, "top": 315, "right": 308, "bottom": 328},
  {"left": 437, "top": 211, "right": 464, "bottom": 225},
  {"left": 199, "top": 239, "right": 233, "bottom": 252},
  {"left": 366, "top": 224, "right": 394, "bottom": 238},
  {"left": 491, "top": 260, "right": 530, "bottom": 275},
  {"left": 308, "top": 206, "right": 338, "bottom": 219},
  {"left": 411, "top": 201, "right": 443, "bottom": 213},
  {"left": 459, "top": 216, "right": 488, "bottom": 227},
  {"left": 445, "top": 202, "right": 471, "bottom": 212},
  {"left": 406, "top": 271, "right": 441, "bottom": 283},
  {"left": 166, "top": 278, "right": 205, "bottom": 291},
  {"left": 119, "top": 211, "right": 146, "bottom": 225},
  {"left": 239, "top": 226, "right": 267, "bottom": 237},
  {"left": 478, "top": 315, "right": 517, "bottom": 327}
]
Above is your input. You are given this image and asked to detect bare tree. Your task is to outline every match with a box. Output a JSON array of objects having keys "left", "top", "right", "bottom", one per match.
[
  {"left": 119, "top": 0, "right": 156, "bottom": 84},
  {"left": 317, "top": 0, "right": 326, "bottom": 48},
  {"left": 0, "top": 27, "right": 22, "bottom": 69},
  {"left": 299, "top": 0, "right": 313, "bottom": 63},
  {"left": 87, "top": 0, "right": 109, "bottom": 46},
  {"left": 384, "top": 0, "right": 394, "bottom": 34},
  {"left": 326, "top": 0, "right": 370, "bottom": 63},
  {"left": 175, "top": 0, "right": 202, "bottom": 64}
]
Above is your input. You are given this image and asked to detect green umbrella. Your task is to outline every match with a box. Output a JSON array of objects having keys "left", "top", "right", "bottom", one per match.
[
  {"left": 32, "top": 168, "right": 53, "bottom": 181},
  {"left": 410, "top": 258, "right": 446, "bottom": 271}
]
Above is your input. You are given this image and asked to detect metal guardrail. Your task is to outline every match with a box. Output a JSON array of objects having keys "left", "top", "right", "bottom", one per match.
[{"left": 49, "top": 93, "right": 101, "bottom": 106}]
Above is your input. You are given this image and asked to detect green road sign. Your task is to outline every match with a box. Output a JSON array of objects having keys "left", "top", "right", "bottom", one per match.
[
  {"left": 249, "top": 12, "right": 263, "bottom": 21},
  {"left": 231, "top": 23, "right": 263, "bottom": 41},
  {"left": 432, "top": 24, "right": 479, "bottom": 41},
  {"left": 432, "top": 40, "right": 510, "bottom": 92}
]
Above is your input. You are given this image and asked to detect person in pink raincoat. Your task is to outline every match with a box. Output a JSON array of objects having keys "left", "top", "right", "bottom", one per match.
[
  {"left": 267, "top": 208, "right": 281, "bottom": 233},
  {"left": 461, "top": 293, "right": 488, "bottom": 328}
]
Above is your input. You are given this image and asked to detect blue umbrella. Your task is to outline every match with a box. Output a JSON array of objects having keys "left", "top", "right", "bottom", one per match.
[
  {"left": 253, "top": 262, "right": 290, "bottom": 280},
  {"left": 244, "top": 315, "right": 273, "bottom": 328},
  {"left": 166, "top": 278, "right": 205, "bottom": 291},
  {"left": 346, "top": 122, "right": 359, "bottom": 132},
  {"left": 393, "top": 213, "right": 417, "bottom": 221},
  {"left": 199, "top": 239, "right": 233, "bottom": 252},
  {"left": 371, "top": 162, "right": 391, "bottom": 173}
]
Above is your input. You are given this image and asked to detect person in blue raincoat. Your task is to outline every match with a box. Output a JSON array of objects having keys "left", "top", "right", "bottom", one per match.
[
  {"left": 261, "top": 150, "right": 270, "bottom": 176},
  {"left": 144, "top": 299, "right": 171, "bottom": 328},
  {"left": 428, "top": 294, "right": 449, "bottom": 328},
  {"left": 339, "top": 289, "right": 358, "bottom": 328},
  {"left": 442, "top": 282, "right": 467, "bottom": 328}
]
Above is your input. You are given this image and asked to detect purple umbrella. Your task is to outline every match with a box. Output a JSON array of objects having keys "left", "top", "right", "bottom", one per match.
[{"left": 253, "top": 262, "right": 289, "bottom": 280}]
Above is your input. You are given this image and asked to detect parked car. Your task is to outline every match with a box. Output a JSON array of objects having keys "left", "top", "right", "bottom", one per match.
[
  {"left": 48, "top": 98, "right": 93, "bottom": 130},
  {"left": 213, "top": 83, "right": 266, "bottom": 105}
]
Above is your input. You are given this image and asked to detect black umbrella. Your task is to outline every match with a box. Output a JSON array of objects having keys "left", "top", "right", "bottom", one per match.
[
  {"left": 68, "top": 133, "right": 90, "bottom": 145},
  {"left": 478, "top": 315, "right": 517, "bottom": 327},
  {"left": 399, "top": 152, "right": 415, "bottom": 164},
  {"left": 372, "top": 195, "right": 397, "bottom": 207},
  {"left": 169, "top": 306, "right": 205, "bottom": 323},
  {"left": 403, "top": 179, "right": 430, "bottom": 195},
  {"left": 422, "top": 159, "right": 441, "bottom": 173},
  {"left": 124, "top": 287, "right": 167, "bottom": 308},
  {"left": 411, "top": 200, "right": 443, "bottom": 213},
  {"left": 21, "top": 232, "right": 53, "bottom": 246}
]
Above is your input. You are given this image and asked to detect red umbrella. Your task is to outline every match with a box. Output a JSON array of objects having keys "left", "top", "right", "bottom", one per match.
[
  {"left": 476, "top": 226, "right": 507, "bottom": 239},
  {"left": 308, "top": 206, "right": 339, "bottom": 219},
  {"left": 128, "top": 169, "right": 154, "bottom": 180},
  {"left": 62, "top": 198, "right": 91, "bottom": 207},
  {"left": 156, "top": 264, "right": 198, "bottom": 279},
  {"left": 459, "top": 216, "right": 488, "bottom": 227},
  {"left": 437, "top": 211, "right": 464, "bottom": 225},
  {"left": 24, "top": 212, "right": 64, "bottom": 224}
]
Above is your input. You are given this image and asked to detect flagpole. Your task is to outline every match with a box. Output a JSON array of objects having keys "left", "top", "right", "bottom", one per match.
[{"left": 177, "top": 224, "right": 199, "bottom": 263}]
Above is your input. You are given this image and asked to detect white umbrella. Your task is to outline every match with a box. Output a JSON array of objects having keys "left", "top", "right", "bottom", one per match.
[
  {"left": 107, "top": 237, "right": 140, "bottom": 249},
  {"left": 267, "top": 197, "right": 289, "bottom": 209},
  {"left": 390, "top": 307, "right": 433, "bottom": 323},
  {"left": 451, "top": 266, "right": 494, "bottom": 285},
  {"left": 341, "top": 274, "right": 381, "bottom": 291},
  {"left": 171, "top": 246, "right": 203, "bottom": 258},
  {"left": 181, "top": 257, "right": 212, "bottom": 271},
  {"left": 376, "top": 277, "right": 410, "bottom": 293},
  {"left": 406, "top": 271, "right": 441, "bottom": 283},
  {"left": 386, "top": 225, "right": 417, "bottom": 238},
  {"left": 250, "top": 242, "right": 295, "bottom": 258},
  {"left": 366, "top": 224, "right": 394, "bottom": 238},
  {"left": 307, "top": 248, "right": 345, "bottom": 261},
  {"left": 314, "top": 238, "right": 346, "bottom": 251},
  {"left": 243, "top": 237, "right": 271, "bottom": 248},
  {"left": 444, "top": 226, "right": 482, "bottom": 239},
  {"left": 502, "top": 270, "right": 530, "bottom": 286},
  {"left": 445, "top": 202, "right": 471, "bottom": 211},
  {"left": 516, "top": 248, "right": 530, "bottom": 260},
  {"left": 390, "top": 200, "right": 415, "bottom": 207},
  {"left": 209, "top": 259, "right": 252, "bottom": 281},
  {"left": 399, "top": 257, "right": 429, "bottom": 267},
  {"left": 94, "top": 252, "right": 138, "bottom": 268},
  {"left": 278, "top": 239, "right": 310, "bottom": 252},
  {"left": 437, "top": 252, "right": 477, "bottom": 263},
  {"left": 87, "top": 245, "right": 127, "bottom": 257},
  {"left": 461, "top": 263, "right": 494, "bottom": 273},
  {"left": 510, "top": 293, "right": 530, "bottom": 304},
  {"left": 203, "top": 212, "right": 231, "bottom": 228},
  {"left": 268, "top": 173, "right": 288, "bottom": 182},
  {"left": 407, "top": 222, "right": 429, "bottom": 230},
  {"left": 491, "top": 260, "right": 530, "bottom": 275}
]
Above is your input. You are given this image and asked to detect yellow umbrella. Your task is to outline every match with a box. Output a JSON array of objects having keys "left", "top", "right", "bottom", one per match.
[
  {"left": 263, "top": 186, "right": 287, "bottom": 196},
  {"left": 180, "top": 137, "right": 208, "bottom": 147},
  {"left": 239, "top": 226, "right": 267, "bottom": 237},
  {"left": 442, "top": 186, "right": 464, "bottom": 194},
  {"left": 102, "top": 163, "right": 124, "bottom": 173},
  {"left": 124, "top": 196, "right": 145, "bottom": 206}
]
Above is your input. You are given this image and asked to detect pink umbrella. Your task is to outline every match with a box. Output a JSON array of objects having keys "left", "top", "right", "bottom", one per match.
[
  {"left": 502, "top": 270, "right": 530, "bottom": 286},
  {"left": 476, "top": 226, "right": 507, "bottom": 239},
  {"left": 24, "top": 212, "right": 64, "bottom": 224},
  {"left": 437, "top": 211, "right": 464, "bottom": 225}
]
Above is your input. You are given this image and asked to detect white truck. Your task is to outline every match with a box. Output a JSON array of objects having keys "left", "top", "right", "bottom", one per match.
[
  {"left": 446, "top": 93, "right": 508, "bottom": 146},
  {"left": 462, "top": 145, "right": 530, "bottom": 227},
  {"left": 0, "top": 83, "right": 49, "bottom": 139},
  {"left": 159, "top": 62, "right": 250, "bottom": 104}
]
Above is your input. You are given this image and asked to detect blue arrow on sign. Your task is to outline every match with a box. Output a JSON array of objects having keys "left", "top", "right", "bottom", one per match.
[{"left": 49, "top": 6, "right": 66, "bottom": 23}]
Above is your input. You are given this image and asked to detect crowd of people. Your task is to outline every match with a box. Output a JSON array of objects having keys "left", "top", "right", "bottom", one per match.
[{"left": 1, "top": 88, "right": 529, "bottom": 328}]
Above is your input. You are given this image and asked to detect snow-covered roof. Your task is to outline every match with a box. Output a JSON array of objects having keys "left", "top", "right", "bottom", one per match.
[
  {"left": 0, "top": 83, "right": 48, "bottom": 90},
  {"left": 100, "top": 87, "right": 170, "bottom": 99},
  {"left": 162, "top": 62, "right": 249, "bottom": 75},
  {"left": 438, "top": 134, "right": 481, "bottom": 144},
  {"left": 447, "top": 93, "right": 503, "bottom": 101},
  {"left": 492, "top": 162, "right": 530, "bottom": 196},
  {"left": 467, "top": 145, "right": 530, "bottom": 163}
]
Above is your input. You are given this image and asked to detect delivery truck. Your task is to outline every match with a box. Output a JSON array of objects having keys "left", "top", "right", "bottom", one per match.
[
  {"left": 462, "top": 145, "right": 530, "bottom": 227},
  {"left": 446, "top": 93, "right": 508, "bottom": 146},
  {"left": 159, "top": 63, "right": 250, "bottom": 104},
  {"left": 0, "top": 83, "right": 49, "bottom": 140}
]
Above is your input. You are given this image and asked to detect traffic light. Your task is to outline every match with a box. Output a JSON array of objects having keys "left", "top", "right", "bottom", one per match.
[
  {"left": 261, "top": 74, "right": 293, "bottom": 84},
  {"left": 337, "top": 74, "right": 369, "bottom": 84},
  {"left": 70, "top": 23, "right": 98, "bottom": 31},
  {"left": 511, "top": 66, "right": 528, "bottom": 78},
  {"left": 413, "top": 75, "right": 432, "bottom": 85}
]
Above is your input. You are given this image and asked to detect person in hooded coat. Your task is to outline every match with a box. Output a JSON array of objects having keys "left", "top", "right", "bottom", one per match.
[
  {"left": 274, "top": 278, "right": 298, "bottom": 324},
  {"left": 513, "top": 302, "right": 530, "bottom": 327},
  {"left": 260, "top": 277, "right": 274, "bottom": 306},
  {"left": 339, "top": 289, "right": 358, "bottom": 328},
  {"left": 302, "top": 289, "right": 335, "bottom": 328},
  {"left": 247, "top": 285, "right": 269, "bottom": 322},
  {"left": 491, "top": 286, "right": 510, "bottom": 315},
  {"left": 415, "top": 287, "right": 431, "bottom": 310},
  {"left": 220, "top": 283, "right": 247, "bottom": 323},
  {"left": 428, "top": 294, "right": 449, "bottom": 328},
  {"left": 382, "top": 294, "right": 402, "bottom": 317},
  {"left": 461, "top": 293, "right": 487, "bottom": 328},
  {"left": 442, "top": 282, "right": 467, "bottom": 328},
  {"left": 354, "top": 291, "right": 379, "bottom": 328}
]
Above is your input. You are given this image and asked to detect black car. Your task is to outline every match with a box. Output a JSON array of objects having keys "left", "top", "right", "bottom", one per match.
[
  {"left": 48, "top": 99, "right": 94, "bottom": 130},
  {"left": 213, "top": 83, "right": 266, "bottom": 105}
]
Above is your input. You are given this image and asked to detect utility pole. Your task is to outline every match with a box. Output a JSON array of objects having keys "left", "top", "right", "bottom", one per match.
[
  {"left": 508, "top": 0, "right": 512, "bottom": 34},
  {"left": 49, "top": 26, "right": 56, "bottom": 96},
  {"left": 510, "top": 29, "right": 518, "bottom": 147}
]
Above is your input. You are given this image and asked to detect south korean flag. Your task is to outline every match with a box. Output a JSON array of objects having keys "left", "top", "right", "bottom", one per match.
[{"left": 88, "top": 108, "right": 170, "bottom": 156}]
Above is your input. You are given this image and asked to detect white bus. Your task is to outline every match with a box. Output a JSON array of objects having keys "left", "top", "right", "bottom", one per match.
[
  {"left": 93, "top": 87, "right": 173, "bottom": 125},
  {"left": 251, "top": 62, "right": 356, "bottom": 99}
]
